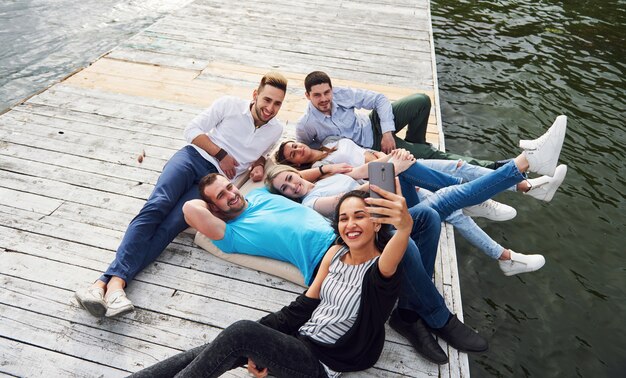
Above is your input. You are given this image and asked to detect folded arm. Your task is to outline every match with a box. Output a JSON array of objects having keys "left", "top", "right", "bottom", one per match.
[{"left": 182, "top": 199, "right": 226, "bottom": 240}]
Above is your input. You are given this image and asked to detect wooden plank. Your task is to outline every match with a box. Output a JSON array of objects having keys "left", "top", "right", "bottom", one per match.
[
  {"left": 0, "top": 337, "right": 126, "bottom": 377},
  {"left": 0, "top": 170, "right": 146, "bottom": 215},
  {"left": 0, "top": 224, "right": 302, "bottom": 293},
  {"left": 27, "top": 85, "right": 198, "bottom": 127},
  {"left": 2, "top": 110, "right": 185, "bottom": 152},
  {"left": 0, "top": 142, "right": 161, "bottom": 187},
  {"left": 13, "top": 103, "right": 186, "bottom": 140},
  {"left": 0, "top": 304, "right": 175, "bottom": 372},
  {"left": 0, "top": 276, "right": 221, "bottom": 351},
  {"left": 0, "top": 154, "right": 154, "bottom": 200},
  {"left": 135, "top": 26, "right": 430, "bottom": 70},
  {"left": 0, "top": 252, "right": 269, "bottom": 327},
  {"left": 0, "top": 187, "right": 63, "bottom": 215}
]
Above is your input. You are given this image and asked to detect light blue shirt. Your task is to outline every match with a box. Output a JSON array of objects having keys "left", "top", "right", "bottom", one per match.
[
  {"left": 296, "top": 87, "right": 395, "bottom": 149},
  {"left": 212, "top": 188, "right": 336, "bottom": 284}
]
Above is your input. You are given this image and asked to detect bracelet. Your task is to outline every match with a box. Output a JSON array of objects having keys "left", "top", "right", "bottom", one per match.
[
  {"left": 214, "top": 148, "right": 228, "bottom": 161},
  {"left": 318, "top": 165, "right": 325, "bottom": 175}
]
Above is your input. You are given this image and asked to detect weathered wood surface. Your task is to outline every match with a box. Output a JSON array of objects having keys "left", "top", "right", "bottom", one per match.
[{"left": 0, "top": 0, "right": 469, "bottom": 376}]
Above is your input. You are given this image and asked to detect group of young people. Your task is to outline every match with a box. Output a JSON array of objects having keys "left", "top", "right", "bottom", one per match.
[{"left": 75, "top": 71, "right": 568, "bottom": 377}]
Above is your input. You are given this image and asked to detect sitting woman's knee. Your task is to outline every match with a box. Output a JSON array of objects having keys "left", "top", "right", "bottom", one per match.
[{"left": 223, "top": 320, "right": 262, "bottom": 337}]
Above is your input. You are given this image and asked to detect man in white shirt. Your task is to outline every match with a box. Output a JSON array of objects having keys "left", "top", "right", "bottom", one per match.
[
  {"left": 75, "top": 72, "right": 288, "bottom": 318},
  {"left": 296, "top": 71, "right": 496, "bottom": 168}
]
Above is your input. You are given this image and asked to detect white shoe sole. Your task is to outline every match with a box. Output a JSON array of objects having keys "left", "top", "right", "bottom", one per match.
[{"left": 105, "top": 304, "right": 135, "bottom": 318}]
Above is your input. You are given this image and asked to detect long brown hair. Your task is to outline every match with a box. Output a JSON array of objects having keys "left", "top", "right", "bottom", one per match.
[{"left": 274, "top": 140, "right": 337, "bottom": 169}]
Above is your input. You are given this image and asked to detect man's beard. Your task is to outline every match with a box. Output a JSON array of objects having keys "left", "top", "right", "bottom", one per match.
[{"left": 222, "top": 194, "right": 246, "bottom": 214}]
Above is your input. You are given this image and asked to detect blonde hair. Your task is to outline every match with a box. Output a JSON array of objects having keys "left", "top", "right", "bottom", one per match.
[
  {"left": 258, "top": 72, "right": 288, "bottom": 93},
  {"left": 264, "top": 164, "right": 301, "bottom": 194}
]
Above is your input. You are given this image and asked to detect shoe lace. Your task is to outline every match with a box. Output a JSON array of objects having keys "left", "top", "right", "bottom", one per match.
[{"left": 481, "top": 200, "right": 499, "bottom": 213}]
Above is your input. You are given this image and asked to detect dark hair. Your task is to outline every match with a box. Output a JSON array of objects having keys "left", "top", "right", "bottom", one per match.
[
  {"left": 274, "top": 140, "right": 337, "bottom": 170},
  {"left": 198, "top": 173, "right": 224, "bottom": 203},
  {"left": 275, "top": 140, "right": 294, "bottom": 166},
  {"left": 258, "top": 72, "right": 288, "bottom": 93},
  {"left": 304, "top": 71, "right": 332, "bottom": 93},
  {"left": 331, "top": 190, "right": 392, "bottom": 252}
]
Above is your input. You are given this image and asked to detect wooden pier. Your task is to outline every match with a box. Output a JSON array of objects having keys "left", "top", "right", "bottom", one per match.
[{"left": 0, "top": 0, "right": 468, "bottom": 376}]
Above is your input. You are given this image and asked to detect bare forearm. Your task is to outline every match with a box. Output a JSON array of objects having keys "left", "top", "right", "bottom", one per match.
[
  {"left": 182, "top": 199, "right": 226, "bottom": 239},
  {"left": 349, "top": 155, "right": 392, "bottom": 180},
  {"left": 378, "top": 228, "right": 411, "bottom": 277},
  {"left": 191, "top": 134, "right": 221, "bottom": 156}
]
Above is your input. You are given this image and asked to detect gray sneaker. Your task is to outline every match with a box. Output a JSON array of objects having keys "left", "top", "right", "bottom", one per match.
[
  {"left": 498, "top": 250, "right": 546, "bottom": 276},
  {"left": 75, "top": 287, "right": 107, "bottom": 317},
  {"left": 105, "top": 290, "right": 134, "bottom": 318}
]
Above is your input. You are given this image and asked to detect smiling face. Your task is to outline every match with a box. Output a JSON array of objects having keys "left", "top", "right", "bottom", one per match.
[
  {"left": 251, "top": 84, "right": 285, "bottom": 126},
  {"left": 271, "top": 171, "right": 311, "bottom": 199},
  {"left": 282, "top": 141, "right": 314, "bottom": 166},
  {"left": 203, "top": 175, "right": 246, "bottom": 215},
  {"left": 336, "top": 196, "right": 378, "bottom": 250},
  {"left": 306, "top": 83, "right": 333, "bottom": 115}
]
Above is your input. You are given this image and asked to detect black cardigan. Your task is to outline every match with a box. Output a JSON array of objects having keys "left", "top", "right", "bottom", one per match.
[{"left": 259, "top": 260, "right": 401, "bottom": 372}]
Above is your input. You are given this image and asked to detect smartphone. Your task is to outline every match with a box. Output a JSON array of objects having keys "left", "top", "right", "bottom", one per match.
[{"left": 368, "top": 161, "right": 396, "bottom": 200}]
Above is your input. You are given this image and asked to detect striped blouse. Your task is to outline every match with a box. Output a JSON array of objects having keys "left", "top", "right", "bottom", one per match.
[{"left": 299, "top": 246, "right": 379, "bottom": 376}]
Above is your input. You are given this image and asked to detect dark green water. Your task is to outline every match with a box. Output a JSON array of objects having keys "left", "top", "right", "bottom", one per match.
[{"left": 431, "top": 1, "right": 625, "bottom": 376}]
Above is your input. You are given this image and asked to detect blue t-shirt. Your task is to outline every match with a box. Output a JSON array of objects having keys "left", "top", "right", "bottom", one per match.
[{"left": 213, "top": 188, "right": 336, "bottom": 284}]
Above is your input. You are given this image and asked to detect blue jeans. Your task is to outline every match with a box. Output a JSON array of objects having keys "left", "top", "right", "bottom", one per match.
[
  {"left": 401, "top": 161, "right": 525, "bottom": 262},
  {"left": 129, "top": 320, "right": 327, "bottom": 378},
  {"left": 101, "top": 146, "right": 218, "bottom": 283},
  {"left": 418, "top": 190, "right": 504, "bottom": 259},
  {"left": 397, "top": 205, "right": 451, "bottom": 328},
  {"left": 418, "top": 159, "right": 517, "bottom": 192},
  {"left": 398, "top": 160, "right": 462, "bottom": 207},
  {"left": 401, "top": 160, "right": 525, "bottom": 220}
]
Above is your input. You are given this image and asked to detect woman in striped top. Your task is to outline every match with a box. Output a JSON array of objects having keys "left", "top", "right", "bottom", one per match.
[{"left": 130, "top": 184, "right": 417, "bottom": 377}]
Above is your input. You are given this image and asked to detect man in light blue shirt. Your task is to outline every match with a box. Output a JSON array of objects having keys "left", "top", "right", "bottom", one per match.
[{"left": 295, "top": 71, "right": 495, "bottom": 168}]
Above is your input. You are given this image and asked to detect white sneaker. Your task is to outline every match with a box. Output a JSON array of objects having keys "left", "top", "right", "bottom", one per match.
[
  {"left": 498, "top": 250, "right": 545, "bottom": 276},
  {"left": 75, "top": 287, "right": 107, "bottom": 317},
  {"left": 521, "top": 115, "right": 567, "bottom": 176},
  {"left": 525, "top": 165, "right": 568, "bottom": 202},
  {"left": 462, "top": 199, "right": 517, "bottom": 221},
  {"left": 105, "top": 290, "right": 134, "bottom": 318}
]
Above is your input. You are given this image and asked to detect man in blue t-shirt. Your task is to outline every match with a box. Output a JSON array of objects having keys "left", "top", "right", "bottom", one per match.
[{"left": 183, "top": 173, "right": 488, "bottom": 365}]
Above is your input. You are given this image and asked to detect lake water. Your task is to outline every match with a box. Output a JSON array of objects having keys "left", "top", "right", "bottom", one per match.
[
  {"left": 431, "top": 1, "right": 625, "bottom": 376},
  {"left": 0, "top": 0, "right": 193, "bottom": 113},
  {"left": 1, "top": 0, "right": 623, "bottom": 376}
]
